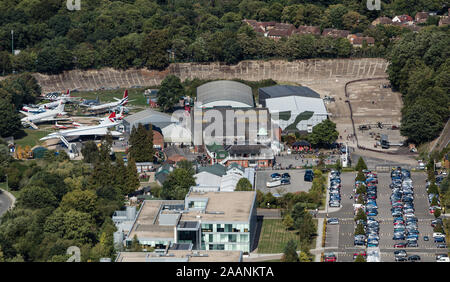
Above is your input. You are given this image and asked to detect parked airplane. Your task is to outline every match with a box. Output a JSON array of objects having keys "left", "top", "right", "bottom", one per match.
[
  {"left": 40, "top": 112, "right": 123, "bottom": 141},
  {"left": 85, "top": 90, "right": 131, "bottom": 112},
  {"left": 20, "top": 100, "right": 69, "bottom": 129},
  {"left": 48, "top": 89, "right": 81, "bottom": 103},
  {"left": 53, "top": 121, "right": 82, "bottom": 130},
  {"left": 80, "top": 96, "right": 100, "bottom": 107}
]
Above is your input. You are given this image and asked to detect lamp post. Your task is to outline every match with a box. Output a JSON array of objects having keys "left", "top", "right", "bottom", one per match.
[{"left": 11, "top": 30, "right": 14, "bottom": 55}]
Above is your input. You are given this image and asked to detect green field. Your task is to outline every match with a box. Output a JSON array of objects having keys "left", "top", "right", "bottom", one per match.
[
  {"left": 74, "top": 88, "right": 153, "bottom": 107},
  {"left": 14, "top": 129, "right": 53, "bottom": 148},
  {"left": 257, "top": 219, "right": 317, "bottom": 254}
]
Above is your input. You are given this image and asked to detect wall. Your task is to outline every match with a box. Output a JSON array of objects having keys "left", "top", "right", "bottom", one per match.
[{"left": 31, "top": 58, "right": 389, "bottom": 93}]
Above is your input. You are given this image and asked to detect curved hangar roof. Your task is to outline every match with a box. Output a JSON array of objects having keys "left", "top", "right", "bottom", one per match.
[{"left": 196, "top": 80, "right": 254, "bottom": 108}]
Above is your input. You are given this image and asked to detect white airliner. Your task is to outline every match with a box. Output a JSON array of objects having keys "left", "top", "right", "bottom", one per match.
[
  {"left": 20, "top": 100, "right": 68, "bottom": 129},
  {"left": 40, "top": 112, "right": 123, "bottom": 141},
  {"left": 22, "top": 90, "right": 80, "bottom": 113},
  {"left": 85, "top": 90, "right": 131, "bottom": 112}
]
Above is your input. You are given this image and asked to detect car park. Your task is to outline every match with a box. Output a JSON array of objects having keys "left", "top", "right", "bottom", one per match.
[
  {"left": 395, "top": 256, "right": 407, "bottom": 262},
  {"left": 282, "top": 173, "right": 290, "bottom": 180}
]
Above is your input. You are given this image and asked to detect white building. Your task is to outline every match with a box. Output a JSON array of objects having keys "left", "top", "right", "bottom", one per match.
[{"left": 259, "top": 85, "right": 329, "bottom": 133}]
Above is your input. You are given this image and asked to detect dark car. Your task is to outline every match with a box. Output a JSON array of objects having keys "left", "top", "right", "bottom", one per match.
[
  {"left": 395, "top": 256, "right": 407, "bottom": 262},
  {"left": 407, "top": 255, "right": 421, "bottom": 261},
  {"left": 304, "top": 170, "right": 314, "bottom": 182},
  {"left": 423, "top": 236, "right": 429, "bottom": 241},
  {"left": 407, "top": 241, "right": 418, "bottom": 247},
  {"left": 281, "top": 179, "right": 291, "bottom": 185},
  {"left": 282, "top": 173, "right": 291, "bottom": 180},
  {"left": 436, "top": 243, "right": 447, "bottom": 248}
]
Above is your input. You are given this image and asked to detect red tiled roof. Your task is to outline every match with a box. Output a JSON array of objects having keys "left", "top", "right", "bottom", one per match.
[
  {"left": 322, "top": 28, "right": 350, "bottom": 38},
  {"left": 296, "top": 25, "right": 321, "bottom": 35}
]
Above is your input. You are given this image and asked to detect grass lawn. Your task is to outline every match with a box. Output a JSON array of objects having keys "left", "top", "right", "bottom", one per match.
[
  {"left": 0, "top": 182, "right": 19, "bottom": 198},
  {"left": 14, "top": 129, "right": 53, "bottom": 148},
  {"left": 257, "top": 219, "right": 318, "bottom": 254},
  {"left": 74, "top": 88, "right": 152, "bottom": 107}
]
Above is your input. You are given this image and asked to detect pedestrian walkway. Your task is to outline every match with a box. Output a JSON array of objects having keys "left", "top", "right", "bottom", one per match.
[{"left": 314, "top": 218, "right": 324, "bottom": 262}]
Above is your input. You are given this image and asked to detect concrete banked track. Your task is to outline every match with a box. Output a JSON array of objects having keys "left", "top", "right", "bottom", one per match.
[{"left": 32, "top": 58, "right": 389, "bottom": 93}]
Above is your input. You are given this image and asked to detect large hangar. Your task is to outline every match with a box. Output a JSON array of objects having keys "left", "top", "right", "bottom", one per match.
[
  {"left": 123, "top": 109, "right": 175, "bottom": 134},
  {"left": 196, "top": 80, "right": 254, "bottom": 108}
]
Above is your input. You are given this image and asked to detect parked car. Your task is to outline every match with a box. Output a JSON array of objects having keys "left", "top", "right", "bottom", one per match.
[
  {"left": 394, "top": 242, "right": 407, "bottom": 248},
  {"left": 304, "top": 170, "right": 314, "bottom": 182},
  {"left": 407, "top": 255, "right": 421, "bottom": 261},
  {"left": 266, "top": 180, "right": 281, "bottom": 188},
  {"left": 327, "top": 218, "right": 339, "bottom": 225},
  {"left": 323, "top": 252, "right": 337, "bottom": 262}
]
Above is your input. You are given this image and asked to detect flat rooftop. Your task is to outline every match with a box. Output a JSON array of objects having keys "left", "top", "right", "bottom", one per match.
[
  {"left": 115, "top": 250, "right": 242, "bottom": 262},
  {"left": 127, "top": 200, "right": 184, "bottom": 240},
  {"left": 181, "top": 191, "right": 255, "bottom": 222}
]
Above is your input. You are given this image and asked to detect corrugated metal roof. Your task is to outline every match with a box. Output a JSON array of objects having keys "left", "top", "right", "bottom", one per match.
[
  {"left": 266, "top": 96, "right": 328, "bottom": 116},
  {"left": 124, "top": 109, "right": 173, "bottom": 125},
  {"left": 259, "top": 85, "right": 321, "bottom": 99},
  {"left": 197, "top": 80, "right": 254, "bottom": 107}
]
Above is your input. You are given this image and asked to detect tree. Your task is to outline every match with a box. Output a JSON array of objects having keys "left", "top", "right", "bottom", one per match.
[
  {"left": 282, "top": 214, "right": 294, "bottom": 230},
  {"left": 161, "top": 168, "right": 196, "bottom": 200},
  {"left": 308, "top": 119, "right": 339, "bottom": 147},
  {"left": 81, "top": 141, "right": 100, "bottom": 163},
  {"left": 17, "top": 185, "right": 58, "bottom": 209},
  {"left": 335, "top": 159, "right": 342, "bottom": 172},
  {"left": 130, "top": 235, "right": 142, "bottom": 252},
  {"left": 126, "top": 157, "right": 140, "bottom": 195},
  {"left": 354, "top": 223, "right": 366, "bottom": 236},
  {"left": 157, "top": 75, "right": 184, "bottom": 112},
  {"left": 142, "top": 29, "right": 170, "bottom": 70},
  {"left": 355, "top": 170, "right": 366, "bottom": 182},
  {"left": 59, "top": 190, "right": 98, "bottom": 214},
  {"left": 235, "top": 178, "right": 253, "bottom": 191},
  {"left": 355, "top": 157, "right": 367, "bottom": 172},
  {"left": 0, "top": 98, "right": 21, "bottom": 138},
  {"left": 129, "top": 123, "right": 154, "bottom": 162},
  {"left": 354, "top": 208, "right": 367, "bottom": 222},
  {"left": 434, "top": 208, "right": 441, "bottom": 218},
  {"left": 354, "top": 254, "right": 366, "bottom": 262},
  {"left": 281, "top": 239, "right": 299, "bottom": 262}
]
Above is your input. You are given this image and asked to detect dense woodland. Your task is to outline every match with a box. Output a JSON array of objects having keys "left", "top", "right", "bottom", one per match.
[
  {"left": 0, "top": 0, "right": 448, "bottom": 74},
  {"left": 387, "top": 27, "right": 449, "bottom": 144}
]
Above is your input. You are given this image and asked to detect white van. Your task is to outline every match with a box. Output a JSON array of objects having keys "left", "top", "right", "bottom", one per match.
[
  {"left": 433, "top": 232, "right": 445, "bottom": 238},
  {"left": 266, "top": 180, "right": 281, "bottom": 188},
  {"left": 437, "top": 257, "right": 450, "bottom": 262}
]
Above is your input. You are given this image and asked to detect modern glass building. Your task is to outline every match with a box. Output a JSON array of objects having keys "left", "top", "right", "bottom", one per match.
[{"left": 125, "top": 191, "right": 257, "bottom": 254}]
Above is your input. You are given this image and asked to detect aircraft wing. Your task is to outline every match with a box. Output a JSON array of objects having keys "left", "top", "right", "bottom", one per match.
[
  {"left": 40, "top": 117, "right": 71, "bottom": 122},
  {"left": 20, "top": 111, "right": 34, "bottom": 117},
  {"left": 62, "top": 127, "right": 109, "bottom": 137}
]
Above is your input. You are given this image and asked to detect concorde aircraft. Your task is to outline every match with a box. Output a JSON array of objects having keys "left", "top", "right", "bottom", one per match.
[{"left": 40, "top": 111, "right": 123, "bottom": 141}]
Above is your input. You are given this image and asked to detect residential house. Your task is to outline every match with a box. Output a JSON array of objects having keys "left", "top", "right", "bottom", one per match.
[
  {"left": 415, "top": 12, "right": 429, "bottom": 24},
  {"left": 371, "top": 17, "right": 392, "bottom": 26},
  {"left": 392, "top": 15, "right": 414, "bottom": 25},
  {"left": 295, "top": 25, "right": 321, "bottom": 36},
  {"left": 322, "top": 28, "right": 350, "bottom": 38}
]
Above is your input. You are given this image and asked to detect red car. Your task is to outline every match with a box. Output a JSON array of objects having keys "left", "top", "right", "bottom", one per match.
[
  {"left": 353, "top": 252, "right": 367, "bottom": 259},
  {"left": 323, "top": 253, "right": 337, "bottom": 262},
  {"left": 394, "top": 242, "right": 407, "bottom": 248}
]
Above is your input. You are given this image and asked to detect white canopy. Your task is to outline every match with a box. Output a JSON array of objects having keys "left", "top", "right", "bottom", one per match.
[{"left": 162, "top": 124, "right": 192, "bottom": 144}]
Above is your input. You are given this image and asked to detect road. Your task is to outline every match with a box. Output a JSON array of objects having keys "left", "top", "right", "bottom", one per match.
[
  {"left": 324, "top": 171, "right": 445, "bottom": 262},
  {"left": 0, "top": 189, "right": 13, "bottom": 216}
]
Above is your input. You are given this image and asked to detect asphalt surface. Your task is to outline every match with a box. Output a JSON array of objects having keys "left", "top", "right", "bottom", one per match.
[
  {"left": 324, "top": 171, "right": 445, "bottom": 262},
  {"left": 255, "top": 169, "right": 312, "bottom": 194},
  {"left": 0, "top": 189, "right": 13, "bottom": 216}
]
